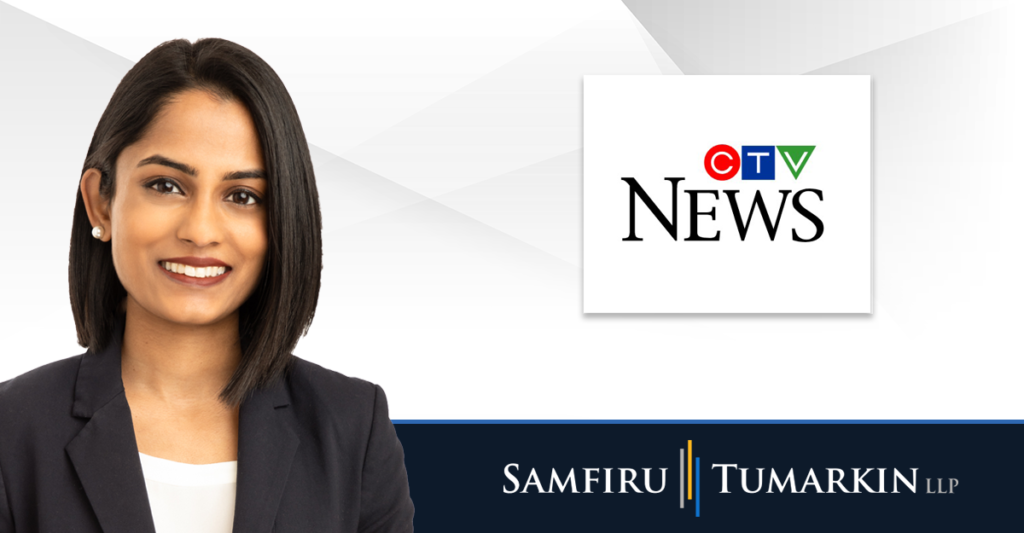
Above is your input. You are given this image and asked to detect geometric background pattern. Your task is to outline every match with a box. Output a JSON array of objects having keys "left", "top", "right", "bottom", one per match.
[{"left": 1, "top": 0, "right": 1020, "bottom": 418}]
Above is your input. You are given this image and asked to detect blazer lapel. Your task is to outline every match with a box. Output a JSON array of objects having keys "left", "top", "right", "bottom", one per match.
[
  {"left": 232, "top": 368, "right": 299, "bottom": 533},
  {"left": 65, "top": 313, "right": 157, "bottom": 533},
  {"left": 63, "top": 312, "right": 300, "bottom": 533}
]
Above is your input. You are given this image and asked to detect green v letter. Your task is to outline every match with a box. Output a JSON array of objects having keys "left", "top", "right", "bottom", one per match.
[{"left": 777, "top": 146, "right": 815, "bottom": 179}]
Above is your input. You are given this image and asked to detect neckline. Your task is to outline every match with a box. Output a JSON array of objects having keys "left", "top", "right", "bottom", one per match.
[{"left": 138, "top": 452, "right": 238, "bottom": 486}]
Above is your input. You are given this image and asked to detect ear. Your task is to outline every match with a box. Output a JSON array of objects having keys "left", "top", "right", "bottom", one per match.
[{"left": 80, "top": 168, "right": 113, "bottom": 242}]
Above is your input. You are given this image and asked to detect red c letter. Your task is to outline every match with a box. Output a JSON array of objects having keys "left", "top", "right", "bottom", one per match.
[{"left": 705, "top": 145, "right": 739, "bottom": 181}]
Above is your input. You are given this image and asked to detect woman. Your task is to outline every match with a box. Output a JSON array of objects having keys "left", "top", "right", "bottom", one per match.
[{"left": 0, "top": 38, "right": 414, "bottom": 532}]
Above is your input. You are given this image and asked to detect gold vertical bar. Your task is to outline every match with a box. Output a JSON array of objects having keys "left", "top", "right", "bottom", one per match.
[{"left": 688, "top": 440, "right": 693, "bottom": 500}]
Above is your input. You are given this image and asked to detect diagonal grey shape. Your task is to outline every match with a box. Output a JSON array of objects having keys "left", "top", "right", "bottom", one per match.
[
  {"left": 622, "top": 0, "right": 1008, "bottom": 74},
  {"left": 0, "top": 1, "right": 134, "bottom": 152},
  {"left": 339, "top": 20, "right": 590, "bottom": 158},
  {"left": 801, "top": 5, "right": 1012, "bottom": 74},
  {"left": 340, "top": 17, "right": 665, "bottom": 198},
  {"left": 0, "top": 0, "right": 139, "bottom": 375},
  {"left": 312, "top": 143, "right": 578, "bottom": 270},
  {"left": 309, "top": 143, "right": 430, "bottom": 232},
  {"left": 630, "top": 17, "right": 683, "bottom": 74},
  {"left": 801, "top": 7, "right": 1019, "bottom": 327},
  {"left": 433, "top": 149, "right": 583, "bottom": 266},
  {"left": 322, "top": 190, "right": 578, "bottom": 273}
]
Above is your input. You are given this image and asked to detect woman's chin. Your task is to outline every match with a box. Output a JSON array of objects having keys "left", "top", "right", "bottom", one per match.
[
  {"left": 126, "top": 290, "right": 244, "bottom": 328},
  {"left": 147, "top": 306, "right": 235, "bottom": 328}
]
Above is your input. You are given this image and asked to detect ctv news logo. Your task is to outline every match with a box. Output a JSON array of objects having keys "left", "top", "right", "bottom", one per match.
[
  {"left": 704, "top": 145, "right": 816, "bottom": 181},
  {"left": 621, "top": 144, "right": 823, "bottom": 243}
]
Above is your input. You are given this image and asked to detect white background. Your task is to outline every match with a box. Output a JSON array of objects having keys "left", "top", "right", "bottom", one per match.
[
  {"left": 584, "top": 75, "right": 871, "bottom": 313},
  {"left": 0, "top": 1, "right": 1021, "bottom": 419}
]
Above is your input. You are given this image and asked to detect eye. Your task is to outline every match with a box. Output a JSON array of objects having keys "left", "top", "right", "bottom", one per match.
[
  {"left": 147, "top": 178, "right": 183, "bottom": 195},
  {"left": 228, "top": 189, "right": 262, "bottom": 206}
]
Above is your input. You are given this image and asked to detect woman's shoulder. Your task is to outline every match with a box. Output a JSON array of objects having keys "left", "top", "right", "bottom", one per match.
[
  {"left": 0, "top": 353, "right": 84, "bottom": 430},
  {"left": 0, "top": 354, "right": 83, "bottom": 410},
  {"left": 285, "top": 356, "right": 386, "bottom": 420}
]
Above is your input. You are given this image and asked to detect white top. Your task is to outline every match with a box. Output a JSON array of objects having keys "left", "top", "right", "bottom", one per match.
[{"left": 138, "top": 452, "right": 238, "bottom": 533}]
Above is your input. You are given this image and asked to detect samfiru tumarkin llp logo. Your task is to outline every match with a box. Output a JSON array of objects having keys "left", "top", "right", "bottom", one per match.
[
  {"left": 502, "top": 440, "right": 960, "bottom": 519},
  {"left": 621, "top": 144, "right": 823, "bottom": 243}
]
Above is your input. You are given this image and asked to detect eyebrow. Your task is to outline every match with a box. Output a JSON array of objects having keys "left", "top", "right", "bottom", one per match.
[{"left": 137, "top": 154, "right": 265, "bottom": 181}]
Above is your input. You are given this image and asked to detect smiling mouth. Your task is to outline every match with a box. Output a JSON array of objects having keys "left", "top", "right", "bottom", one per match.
[{"left": 160, "top": 261, "right": 230, "bottom": 279}]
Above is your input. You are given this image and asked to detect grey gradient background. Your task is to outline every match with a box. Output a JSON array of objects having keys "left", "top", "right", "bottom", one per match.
[{"left": 0, "top": 0, "right": 1020, "bottom": 418}]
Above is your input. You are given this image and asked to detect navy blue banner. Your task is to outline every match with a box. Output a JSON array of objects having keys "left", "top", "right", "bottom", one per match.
[{"left": 394, "top": 422, "right": 1023, "bottom": 532}]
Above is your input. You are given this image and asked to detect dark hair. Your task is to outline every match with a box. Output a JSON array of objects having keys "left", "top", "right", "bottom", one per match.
[{"left": 69, "top": 38, "right": 322, "bottom": 407}]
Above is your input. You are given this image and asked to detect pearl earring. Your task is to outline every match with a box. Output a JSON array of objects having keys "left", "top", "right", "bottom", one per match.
[{"left": 92, "top": 226, "right": 103, "bottom": 239}]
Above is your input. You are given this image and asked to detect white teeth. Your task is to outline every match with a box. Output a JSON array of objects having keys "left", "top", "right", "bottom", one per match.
[{"left": 161, "top": 262, "right": 228, "bottom": 279}]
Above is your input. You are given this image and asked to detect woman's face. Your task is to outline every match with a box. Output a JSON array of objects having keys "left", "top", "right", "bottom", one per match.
[{"left": 104, "top": 89, "right": 268, "bottom": 327}]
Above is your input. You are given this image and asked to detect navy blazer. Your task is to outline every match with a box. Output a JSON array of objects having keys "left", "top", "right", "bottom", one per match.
[{"left": 0, "top": 315, "right": 414, "bottom": 532}]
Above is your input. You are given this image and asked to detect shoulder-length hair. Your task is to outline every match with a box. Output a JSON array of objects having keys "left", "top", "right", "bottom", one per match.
[{"left": 69, "top": 38, "right": 322, "bottom": 407}]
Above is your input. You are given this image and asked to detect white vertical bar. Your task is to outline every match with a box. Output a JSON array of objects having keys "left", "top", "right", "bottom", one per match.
[{"left": 680, "top": 448, "right": 686, "bottom": 509}]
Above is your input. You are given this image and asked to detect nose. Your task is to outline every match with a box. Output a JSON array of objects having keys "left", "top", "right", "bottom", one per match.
[{"left": 177, "top": 191, "right": 223, "bottom": 248}]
